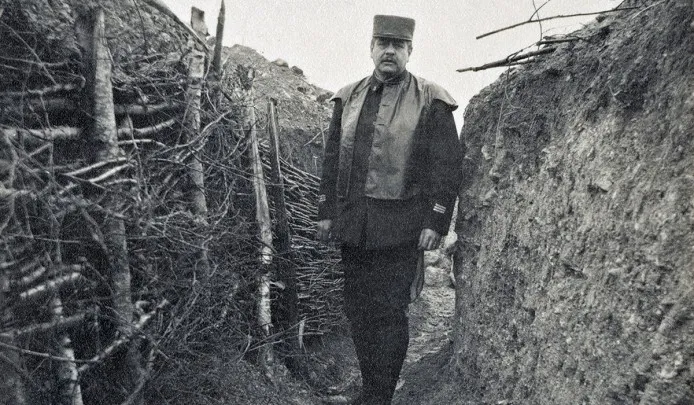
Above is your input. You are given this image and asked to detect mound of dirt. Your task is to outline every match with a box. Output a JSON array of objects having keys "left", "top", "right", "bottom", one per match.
[
  {"left": 444, "top": 1, "right": 694, "bottom": 404},
  {"left": 220, "top": 44, "right": 332, "bottom": 175}
]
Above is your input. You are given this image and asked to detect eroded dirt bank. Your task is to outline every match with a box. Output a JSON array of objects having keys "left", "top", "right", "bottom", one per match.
[{"left": 449, "top": 2, "right": 694, "bottom": 404}]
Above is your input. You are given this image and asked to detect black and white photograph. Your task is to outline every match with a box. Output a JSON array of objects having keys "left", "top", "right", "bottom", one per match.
[{"left": 0, "top": 0, "right": 692, "bottom": 404}]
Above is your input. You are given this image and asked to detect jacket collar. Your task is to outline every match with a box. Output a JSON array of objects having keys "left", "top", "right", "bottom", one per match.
[{"left": 369, "top": 70, "right": 409, "bottom": 90}]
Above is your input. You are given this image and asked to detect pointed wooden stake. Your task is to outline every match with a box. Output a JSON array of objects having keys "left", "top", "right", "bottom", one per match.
[{"left": 267, "top": 99, "right": 299, "bottom": 349}]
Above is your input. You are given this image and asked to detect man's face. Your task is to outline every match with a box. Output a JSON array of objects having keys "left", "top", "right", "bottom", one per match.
[{"left": 371, "top": 37, "right": 411, "bottom": 79}]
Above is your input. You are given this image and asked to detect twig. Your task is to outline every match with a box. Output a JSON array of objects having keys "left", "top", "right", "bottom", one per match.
[
  {"left": 19, "top": 273, "right": 83, "bottom": 300},
  {"left": 114, "top": 102, "right": 180, "bottom": 115},
  {"left": 532, "top": 0, "right": 545, "bottom": 41},
  {"left": 302, "top": 128, "right": 326, "bottom": 147},
  {"left": 629, "top": 0, "right": 667, "bottom": 20},
  {"left": 64, "top": 157, "right": 129, "bottom": 177},
  {"left": 0, "top": 82, "right": 82, "bottom": 98},
  {"left": 0, "top": 188, "right": 33, "bottom": 200},
  {"left": 0, "top": 310, "right": 94, "bottom": 339},
  {"left": 86, "top": 164, "right": 132, "bottom": 184},
  {"left": 538, "top": 37, "right": 581, "bottom": 45},
  {"left": 476, "top": 7, "right": 638, "bottom": 39},
  {"left": 103, "top": 179, "right": 138, "bottom": 187},
  {"left": 118, "top": 139, "right": 167, "bottom": 148},
  {"left": 16, "top": 258, "right": 42, "bottom": 275},
  {"left": 13, "top": 266, "right": 47, "bottom": 288},
  {"left": 529, "top": 0, "right": 553, "bottom": 20},
  {"left": 0, "top": 260, "right": 18, "bottom": 270},
  {"left": 1, "top": 126, "right": 82, "bottom": 143},
  {"left": 457, "top": 47, "right": 556, "bottom": 72},
  {"left": 116, "top": 118, "right": 177, "bottom": 138},
  {"left": 0, "top": 341, "right": 98, "bottom": 364}
]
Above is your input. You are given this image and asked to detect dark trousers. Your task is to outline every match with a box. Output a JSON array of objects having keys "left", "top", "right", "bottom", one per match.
[{"left": 341, "top": 243, "right": 419, "bottom": 404}]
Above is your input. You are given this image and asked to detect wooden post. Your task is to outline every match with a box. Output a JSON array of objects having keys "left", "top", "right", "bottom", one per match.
[
  {"left": 212, "top": 0, "right": 225, "bottom": 80},
  {"left": 246, "top": 73, "right": 273, "bottom": 265},
  {"left": 186, "top": 7, "right": 211, "bottom": 276},
  {"left": 244, "top": 70, "right": 275, "bottom": 374},
  {"left": 266, "top": 99, "right": 298, "bottom": 348},
  {"left": 207, "top": 1, "right": 226, "bottom": 109},
  {"left": 86, "top": 8, "right": 143, "bottom": 403}
]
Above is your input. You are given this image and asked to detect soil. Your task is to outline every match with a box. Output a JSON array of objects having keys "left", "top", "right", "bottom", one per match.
[
  {"left": 452, "top": 1, "right": 694, "bottom": 404},
  {"left": 220, "top": 44, "right": 333, "bottom": 176}
]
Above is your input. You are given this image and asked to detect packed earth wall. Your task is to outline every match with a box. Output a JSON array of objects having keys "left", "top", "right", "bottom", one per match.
[{"left": 453, "top": 1, "right": 694, "bottom": 404}]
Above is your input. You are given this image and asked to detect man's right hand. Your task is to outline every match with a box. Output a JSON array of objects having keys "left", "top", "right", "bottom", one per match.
[{"left": 316, "top": 219, "right": 334, "bottom": 242}]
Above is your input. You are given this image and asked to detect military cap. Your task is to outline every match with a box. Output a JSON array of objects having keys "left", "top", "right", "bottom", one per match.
[{"left": 372, "top": 15, "right": 415, "bottom": 41}]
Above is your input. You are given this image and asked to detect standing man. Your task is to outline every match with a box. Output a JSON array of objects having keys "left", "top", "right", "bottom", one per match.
[{"left": 316, "top": 15, "right": 464, "bottom": 404}]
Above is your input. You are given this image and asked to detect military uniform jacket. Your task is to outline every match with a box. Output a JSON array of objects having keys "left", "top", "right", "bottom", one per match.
[{"left": 318, "top": 71, "right": 464, "bottom": 249}]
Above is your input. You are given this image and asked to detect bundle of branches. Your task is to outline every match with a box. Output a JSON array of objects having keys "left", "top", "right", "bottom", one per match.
[
  {"left": 257, "top": 142, "right": 344, "bottom": 336},
  {"left": 0, "top": 2, "right": 341, "bottom": 404}
]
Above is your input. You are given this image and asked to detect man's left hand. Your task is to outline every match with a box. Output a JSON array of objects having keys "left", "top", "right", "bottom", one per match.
[{"left": 418, "top": 228, "right": 441, "bottom": 251}]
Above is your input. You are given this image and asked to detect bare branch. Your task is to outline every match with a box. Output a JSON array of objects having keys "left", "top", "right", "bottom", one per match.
[
  {"left": 13, "top": 264, "right": 84, "bottom": 289},
  {"left": 63, "top": 158, "right": 129, "bottom": 177},
  {"left": 0, "top": 82, "right": 83, "bottom": 98},
  {"left": 1, "top": 126, "right": 82, "bottom": 143},
  {"left": 302, "top": 128, "right": 327, "bottom": 147},
  {"left": 0, "top": 310, "right": 94, "bottom": 339},
  {"left": 529, "top": 0, "right": 553, "bottom": 20},
  {"left": 118, "top": 139, "right": 167, "bottom": 148},
  {"left": 476, "top": 7, "right": 638, "bottom": 40},
  {"left": 13, "top": 266, "right": 47, "bottom": 288},
  {"left": 457, "top": 47, "right": 556, "bottom": 72},
  {"left": 532, "top": 0, "right": 545, "bottom": 41},
  {"left": 114, "top": 102, "right": 180, "bottom": 116},
  {"left": 0, "top": 187, "right": 33, "bottom": 200},
  {"left": 85, "top": 164, "right": 132, "bottom": 184},
  {"left": 0, "top": 341, "right": 98, "bottom": 364},
  {"left": 116, "top": 118, "right": 177, "bottom": 138},
  {"left": 538, "top": 37, "right": 582, "bottom": 45},
  {"left": 18, "top": 273, "right": 83, "bottom": 301},
  {"left": 629, "top": 0, "right": 667, "bottom": 20},
  {"left": 0, "top": 260, "right": 19, "bottom": 270}
]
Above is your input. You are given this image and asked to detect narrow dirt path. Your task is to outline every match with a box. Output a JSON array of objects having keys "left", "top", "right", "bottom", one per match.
[
  {"left": 393, "top": 249, "right": 459, "bottom": 404},
  {"left": 405, "top": 282, "right": 456, "bottom": 366}
]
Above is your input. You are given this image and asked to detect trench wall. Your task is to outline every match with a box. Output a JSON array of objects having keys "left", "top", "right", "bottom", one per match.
[{"left": 453, "top": 2, "right": 694, "bottom": 404}]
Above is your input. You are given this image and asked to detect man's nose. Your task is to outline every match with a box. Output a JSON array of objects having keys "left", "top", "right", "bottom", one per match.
[{"left": 384, "top": 43, "right": 396, "bottom": 53}]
